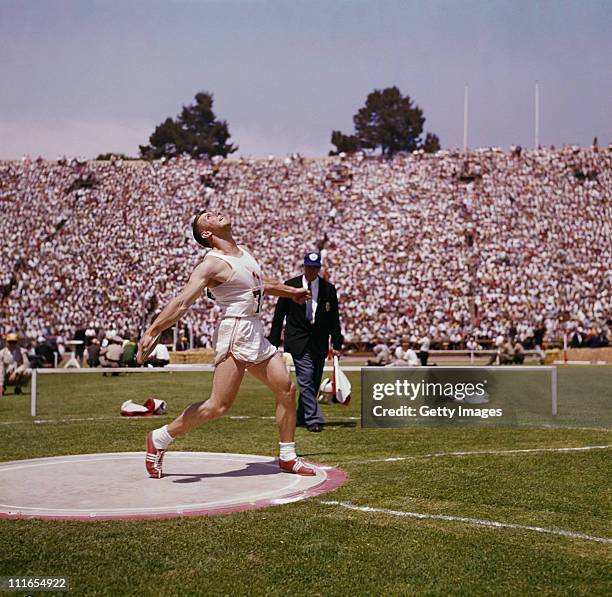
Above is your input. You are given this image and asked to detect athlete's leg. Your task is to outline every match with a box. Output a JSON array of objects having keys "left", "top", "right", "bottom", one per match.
[
  {"left": 146, "top": 355, "right": 247, "bottom": 478},
  {"left": 248, "top": 352, "right": 296, "bottom": 443},
  {"left": 248, "top": 353, "right": 315, "bottom": 475},
  {"left": 167, "top": 355, "right": 246, "bottom": 437}
]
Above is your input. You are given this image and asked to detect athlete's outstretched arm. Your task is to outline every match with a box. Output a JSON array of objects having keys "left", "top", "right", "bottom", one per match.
[
  {"left": 264, "top": 278, "right": 310, "bottom": 304},
  {"left": 137, "top": 261, "right": 212, "bottom": 364}
]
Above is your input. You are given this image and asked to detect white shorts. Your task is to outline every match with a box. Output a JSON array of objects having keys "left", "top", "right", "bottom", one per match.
[{"left": 213, "top": 316, "right": 277, "bottom": 366}]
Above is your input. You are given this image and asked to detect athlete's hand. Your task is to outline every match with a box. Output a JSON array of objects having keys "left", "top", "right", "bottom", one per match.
[
  {"left": 331, "top": 349, "right": 342, "bottom": 358},
  {"left": 292, "top": 288, "right": 311, "bottom": 304},
  {"left": 137, "top": 332, "right": 160, "bottom": 365}
]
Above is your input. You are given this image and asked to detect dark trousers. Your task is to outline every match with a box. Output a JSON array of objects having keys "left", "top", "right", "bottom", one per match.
[
  {"left": 292, "top": 349, "right": 325, "bottom": 426},
  {"left": 147, "top": 358, "right": 169, "bottom": 368},
  {"left": 418, "top": 350, "right": 429, "bottom": 366}
]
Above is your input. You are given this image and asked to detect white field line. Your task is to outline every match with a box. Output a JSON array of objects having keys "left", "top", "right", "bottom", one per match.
[
  {"left": 320, "top": 501, "right": 612, "bottom": 544},
  {"left": 0, "top": 414, "right": 362, "bottom": 425},
  {"left": 230, "top": 415, "right": 361, "bottom": 423},
  {"left": 515, "top": 423, "right": 612, "bottom": 433},
  {"left": 0, "top": 416, "right": 173, "bottom": 426},
  {"left": 0, "top": 416, "right": 609, "bottom": 433},
  {"left": 338, "top": 445, "right": 612, "bottom": 465}
]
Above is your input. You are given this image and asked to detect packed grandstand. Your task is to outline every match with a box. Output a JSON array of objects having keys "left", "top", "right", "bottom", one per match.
[{"left": 1, "top": 146, "right": 610, "bottom": 351}]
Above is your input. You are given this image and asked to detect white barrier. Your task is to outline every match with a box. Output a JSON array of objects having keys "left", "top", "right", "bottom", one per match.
[
  {"left": 29, "top": 365, "right": 359, "bottom": 417},
  {"left": 29, "top": 365, "right": 557, "bottom": 417}
]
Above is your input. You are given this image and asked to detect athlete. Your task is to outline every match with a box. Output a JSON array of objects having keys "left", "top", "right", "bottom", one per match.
[{"left": 137, "top": 211, "right": 316, "bottom": 478}]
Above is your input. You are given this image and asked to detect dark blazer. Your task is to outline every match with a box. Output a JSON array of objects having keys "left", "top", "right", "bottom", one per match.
[{"left": 269, "top": 275, "right": 343, "bottom": 359}]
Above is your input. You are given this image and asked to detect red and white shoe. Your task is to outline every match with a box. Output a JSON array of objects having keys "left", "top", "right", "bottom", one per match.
[
  {"left": 278, "top": 457, "right": 316, "bottom": 476},
  {"left": 145, "top": 431, "right": 166, "bottom": 479}
]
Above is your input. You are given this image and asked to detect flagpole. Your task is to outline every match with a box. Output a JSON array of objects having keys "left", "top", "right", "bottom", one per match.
[
  {"left": 463, "top": 84, "right": 469, "bottom": 152},
  {"left": 534, "top": 81, "right": 540, "bottom": 150}
]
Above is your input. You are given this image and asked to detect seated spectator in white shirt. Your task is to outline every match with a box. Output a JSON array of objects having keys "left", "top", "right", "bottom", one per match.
[
  {"left": 368, "top": 339, "right": 391, "bottom": 366},
  {"left": 392, "top": 338, "right": 419, "bottom": 366},
  {"left": 147, "top": 343, "right": 170, "bottom": 367},
  {"left": 466, "top": 337, "right": 482, "bottom": 352}
]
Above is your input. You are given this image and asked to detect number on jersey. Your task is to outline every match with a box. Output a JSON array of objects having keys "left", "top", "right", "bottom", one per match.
[
  {"left": 252, "top": 289, "right": 263, "bottom": 314},
  {"left": 250, "top": 270, "right": 263, "bottom": 314}
]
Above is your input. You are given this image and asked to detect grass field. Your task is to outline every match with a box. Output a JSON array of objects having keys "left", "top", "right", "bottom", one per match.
[{"left": 1, "top": 366, "right": 610, "bottom": 596}]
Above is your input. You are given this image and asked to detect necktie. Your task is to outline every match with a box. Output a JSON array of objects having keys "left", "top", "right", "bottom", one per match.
[
  {"left": 12, "top": 347, "right": 23, "bottom": 366},
  {"left": 306, "top": 281, "right": 313, "bottom": 323}
]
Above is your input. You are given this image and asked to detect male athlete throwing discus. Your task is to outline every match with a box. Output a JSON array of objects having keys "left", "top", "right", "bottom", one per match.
[{"left": 137, "top": 212, "right": 316, "bottom": 478}]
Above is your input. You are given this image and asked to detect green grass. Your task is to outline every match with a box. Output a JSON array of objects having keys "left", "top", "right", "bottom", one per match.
[{"left": 0, "top": 367, "right": 611, "bottom": 596}]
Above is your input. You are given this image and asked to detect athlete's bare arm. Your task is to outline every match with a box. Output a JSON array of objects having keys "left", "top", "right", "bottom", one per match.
[
  {"left": 264, "top": 278, "right": 310, "bottom": 304},
  {"left": 136, "top": 258, "right": 228, "bottom": 364}
]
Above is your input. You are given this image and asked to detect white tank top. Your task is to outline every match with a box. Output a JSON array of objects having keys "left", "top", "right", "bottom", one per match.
[{"left": 206, "top": 246, "right": 265, "bottom": 318}]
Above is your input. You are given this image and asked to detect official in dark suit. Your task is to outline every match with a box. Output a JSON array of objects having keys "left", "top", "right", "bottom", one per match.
[{"left": 268, "top": 251, "right": 343, "bottom": 432}]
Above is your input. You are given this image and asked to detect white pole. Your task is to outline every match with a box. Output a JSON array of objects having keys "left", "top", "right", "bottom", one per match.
[
  {"left": 31, "top": 369, "right": 37, "bottom": 417},
  {"left": 463, "top": 84, "right": 469, "bottom": 151},
  {"left": 534, "top": 81, "right": 540, "bottom": 150},
  {"left": 551, "top": 366, "right": 557, "bottom": 416}
]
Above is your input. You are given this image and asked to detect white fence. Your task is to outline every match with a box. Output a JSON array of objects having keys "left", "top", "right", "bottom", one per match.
[{"left": 29, "top": 365, "right": 557, "bottom": 418}]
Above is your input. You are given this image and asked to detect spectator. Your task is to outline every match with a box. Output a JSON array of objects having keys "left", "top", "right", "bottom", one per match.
[
  {"left": 176, "top": 336, "right": 189, "bottom": 351},
  {"left": 466, "top": 336, "right": 482, "bottom": 352},
  {"left": 100, "top": 335, "right": 124, "bottom": 369},
  {"left": 122, "top": 335, "right": 139, "bottom": 367},
  {"left": 147, "top": 342, "right": 170, "bottom": 367},
  {"left": 569, "top": 329, "right": 583, "bottom": 348},
  {"left": 499, "top": 339, "right": 515, "bottom": 365},
  {"left": 73, "top": 326, "right": 87, "bottom": 365},
  {"left": 34, "top": 336, "right": 55, "bottom": 367},
  {"left": 86, "top": 338, "right": 101, "bottom": 368},
  {"left": 368, "top": 339, "right": 391, "bottom": 366},
  {"left": 0, "top": 333, "right": 32, "bottom": 395},
  {"left": 533, "top": 322, "right": 546, "bottom": 349},
  {"left": 418, "top": 334, "right": 431, "bottom": 366},
  {"left": 392, "top": 338, "right": 419, "bottom": 366},
  {"left": 512, "top": 338, "right": 525, "bottom": 364},
  {"left": 0, "top": 148, "right": 609, "bottom": 349}
]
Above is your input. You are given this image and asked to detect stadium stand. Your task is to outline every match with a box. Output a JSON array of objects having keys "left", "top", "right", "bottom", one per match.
[{"left": 0, "top": 147, "right": 610, "bottom": 351}]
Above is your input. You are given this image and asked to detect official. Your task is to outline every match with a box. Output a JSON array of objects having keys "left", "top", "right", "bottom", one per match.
[{"left": 269, "top": 251, "right": 343, "bottom": 432}]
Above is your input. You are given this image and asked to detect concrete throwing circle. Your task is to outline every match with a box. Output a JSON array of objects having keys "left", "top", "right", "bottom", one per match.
[{"left": 0, "top": 452, "right": 346, "bottom": 521}]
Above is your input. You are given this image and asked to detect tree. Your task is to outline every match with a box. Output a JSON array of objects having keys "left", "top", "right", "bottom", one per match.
[
  {"left": 140, "top": 92, "right": 237, "bottom": 160},
  {"left": 331, "top": 86, "right": 440, "bottom": 155},
  {"left": 422, "top": 132, "right": 441, "bottom": 154},
  {"left": 329, "top": 131, "right": 361, "bottom": 155}
]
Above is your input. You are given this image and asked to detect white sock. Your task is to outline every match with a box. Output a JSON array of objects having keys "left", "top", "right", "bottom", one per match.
[
  {"left": 152, "top": 425, "right": 174, "bottom": 450},
  {"left": 279, "top": 442, "right": 297, "bottom": 462}
]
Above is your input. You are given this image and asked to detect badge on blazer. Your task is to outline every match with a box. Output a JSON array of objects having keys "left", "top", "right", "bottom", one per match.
[{"left": 325, "top": 301, "right": 331, "bottom": 312}]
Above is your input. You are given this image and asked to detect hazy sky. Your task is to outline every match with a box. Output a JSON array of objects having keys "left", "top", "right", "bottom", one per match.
[{"left": 1, "top": 0, "right": 610, "bottom": 159}]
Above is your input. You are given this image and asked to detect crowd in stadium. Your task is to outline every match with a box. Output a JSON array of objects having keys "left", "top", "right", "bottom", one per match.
[{"left": 1, "top": 145, "right": 610, "bottom": 358}]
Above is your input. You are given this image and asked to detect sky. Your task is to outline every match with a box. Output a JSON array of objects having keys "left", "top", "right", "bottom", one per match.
[{"left": 0, "top": 0, "right": 610, "bottom": 159}]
